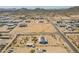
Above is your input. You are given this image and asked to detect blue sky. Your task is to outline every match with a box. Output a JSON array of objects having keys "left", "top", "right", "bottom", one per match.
[{"left": 0, "top": 6, "right": 73, "bottom": 9}]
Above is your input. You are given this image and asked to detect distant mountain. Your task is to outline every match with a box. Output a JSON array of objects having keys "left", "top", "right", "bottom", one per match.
[
  {"left": 55, "top": 6, "right": 79, "bottom": 15},
  {"left": 0, "top": 8, "right": 16, "bottom": 12},
  {"left": 14, "top": 6, "right": 79, "bottom": 15},
  {"left": 0, "top": 6, "right": 79, "bottom": 15},
  {"left": 68, "top": 6, "right": 79, "bottom": 11},
  {"left": 65, "top": 6, "right": 79, "bottom": 15},
  {"left": 12, "top": 8, "right": 48, "bottom": 15}
]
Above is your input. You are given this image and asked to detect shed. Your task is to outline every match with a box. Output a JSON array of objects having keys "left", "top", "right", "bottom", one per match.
[{"left": 26, "top": 42, "right": 34, "bottom": 47}]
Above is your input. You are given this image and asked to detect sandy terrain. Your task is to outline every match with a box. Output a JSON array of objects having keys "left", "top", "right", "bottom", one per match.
[
  {"left": 5, "top": 34, "right": 70, "bottom": 53},
  {"left": 0, "top": 25, "right": 9, "bottom": 32},
  {"left": 10, "top": 20, "right": 56, "bottom": 34}
]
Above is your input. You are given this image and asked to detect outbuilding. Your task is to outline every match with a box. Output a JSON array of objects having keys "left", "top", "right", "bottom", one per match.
[{"left": 38, "top": 36, "right": 48, "bottom": 44}]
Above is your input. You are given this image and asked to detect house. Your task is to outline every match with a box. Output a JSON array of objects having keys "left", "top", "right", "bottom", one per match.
[
  {"left": 0, "top": 35, "right": 11, "bottom": 39},
  {"left": 0, "top": 33, "right": 11, "bottom": 39},
  {"left": 36, "top": 48, "right": 47, "bottom": 53},
  {"left": 57, "top": 22, "right": 66, "bottom": 27},
  {"left": 7, "top": 25, "right": 15, "bottom": 29},
  {"left": 25, "top": 20, "right": 31, "bottom": 23},
  {"left": 0, "top": 39, "right": 9, "bottom": 45},
  {"left": 19, "top": 22, "right": 27, "bottom": 27},
  {"left": 38, "top": 36, "right": 48, "bottom": 44},
  {"left": 75, "top": 39, "right": 79, "bottom": 48},
  {"left": 75, "top": 23, "right": 79, "bottom": 27},
  {"left": 0, "top": 44, "right": 5, "bottom": 51},
  {"left": 36, "top": 49, "right": 43, "bottom": 53},
  {"left": 26, "top": 42, "right": 35, "bottom": 47},
  {"left": 66, "top": 25, "right": 75, "bottom": 31},
  {"left": 6, "top": 23, "right": 14, "bottom": 26},
  {"left": 39, "top": 21, "right": 44, "bottom": 23}
]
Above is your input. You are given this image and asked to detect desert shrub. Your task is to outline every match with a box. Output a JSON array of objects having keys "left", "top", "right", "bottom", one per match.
[{"left": 30, "top": 49, "right": 35, "bottom": 53}]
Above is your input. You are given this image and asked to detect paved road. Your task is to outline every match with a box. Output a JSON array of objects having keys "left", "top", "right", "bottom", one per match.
[
  {"left": 64, "top": 32, "right": 79, "bottom": 34},
  {"left": 53, "top": 24, "right": 79, "bottom": 53},
  {"left": 1, "top": 34, "right": 17, "bottom": 53},
  {"left": 47, "top": 18, "right": 79, "bottom": 53},
  {"left": 18, "top": 32, "right": 58, "bottom": 36},
  {"left": 1, "top": 32, "right": 58, "bottom": 53}
]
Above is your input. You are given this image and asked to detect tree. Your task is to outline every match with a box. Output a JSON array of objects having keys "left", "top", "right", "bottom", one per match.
[{"left": 30, "top": 49, "right": 35, "bottom": 53}]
